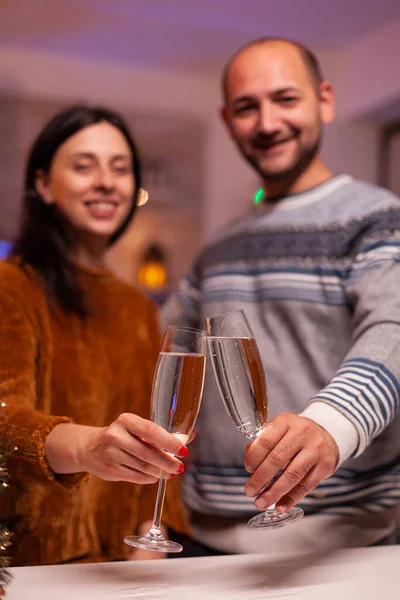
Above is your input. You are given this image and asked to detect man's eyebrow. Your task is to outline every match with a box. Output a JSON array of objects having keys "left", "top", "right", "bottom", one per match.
[{"left": 232, "top": 87, "right": 301, "bottom": 105}]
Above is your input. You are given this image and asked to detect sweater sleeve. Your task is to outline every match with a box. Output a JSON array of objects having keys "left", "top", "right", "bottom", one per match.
[
  {"left": 302, "top": 214, "right": 400, "bottom": 463},
  {"left": 0, "top": 264, "right": 85, "bottom": 488},
  {"left": 161, "top": 266, "right": 202, "bottom": 331}
]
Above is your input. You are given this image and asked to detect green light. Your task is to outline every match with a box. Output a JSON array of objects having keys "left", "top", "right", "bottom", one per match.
[{"left": 254, "top": 189, "right": 265, "bottom": 204}]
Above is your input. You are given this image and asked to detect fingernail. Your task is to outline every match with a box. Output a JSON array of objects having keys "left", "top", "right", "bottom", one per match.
[
  {"left": 177, "top": 446, "right": 189, "bottom": 458},
  {"left": 255, "top": 499, "right": 268, "bottom": 510},
  {"left": 277, "top": 504, "right": 288, "bottom": 513},
  {"left": 245, "top": 486, "right": 256, "bottom": 498},
  {"left": 245, "top": 463, "right": 254, "bottom": 474},
  {"left": 176, "top": 463, "right": 185, "bottom": 474}
]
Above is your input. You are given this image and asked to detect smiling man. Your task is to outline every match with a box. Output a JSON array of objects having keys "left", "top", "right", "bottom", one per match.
[
  {"left": 162, "top": 38, "right": 400, "bottom": 556},
  {"left": 221, "top": 39, "right": 333, "bottom": 198}
]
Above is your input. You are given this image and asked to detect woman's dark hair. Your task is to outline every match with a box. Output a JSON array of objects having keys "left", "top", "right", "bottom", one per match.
[{"left": 12, "top": 104, "right": 141, "bottom": 317}]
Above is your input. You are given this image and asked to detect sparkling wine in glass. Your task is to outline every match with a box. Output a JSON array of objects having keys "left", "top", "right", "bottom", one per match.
[
  {"left": 206, "top": 309, "right": 303, "bottom": 529},
  {"left": 124, "top": 326, "right": 206, "bottom": 552}
]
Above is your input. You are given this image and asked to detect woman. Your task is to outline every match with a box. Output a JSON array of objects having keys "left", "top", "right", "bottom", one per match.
[{"left": 0, "top": 105, "right": 190, "bottom": 566}]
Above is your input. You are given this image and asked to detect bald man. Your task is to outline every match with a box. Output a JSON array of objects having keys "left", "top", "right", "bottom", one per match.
[{"left": 163, "top": 38, "right": 400, "bottom": 556}]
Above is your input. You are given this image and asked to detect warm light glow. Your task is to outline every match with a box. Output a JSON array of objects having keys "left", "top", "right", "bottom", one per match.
[
  {"left": 137, "top": 188, "right": 149, "bottom": 206},
  {"left": 137, "top": 261, "right": 167, "bottom": 289}
]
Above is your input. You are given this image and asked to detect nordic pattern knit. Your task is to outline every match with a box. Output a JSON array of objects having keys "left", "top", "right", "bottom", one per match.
[{"left": 162, "top": 174, "right": 400, "bottom": 522}]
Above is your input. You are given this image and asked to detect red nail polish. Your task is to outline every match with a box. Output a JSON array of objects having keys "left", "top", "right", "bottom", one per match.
[
  {"left": 177, "top": 446, "right": 189, "bottom": 458},
  {"left": 177, "top": 463, "right": 185, "bottom": 474}
]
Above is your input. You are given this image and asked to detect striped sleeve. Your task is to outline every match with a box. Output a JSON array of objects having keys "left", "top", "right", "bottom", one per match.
[
  {"left": 160, "top": 267, "right": 202, "bottom": 330},
  {"left": 303, "top": 222, "right": 400, "bottom": 462}
]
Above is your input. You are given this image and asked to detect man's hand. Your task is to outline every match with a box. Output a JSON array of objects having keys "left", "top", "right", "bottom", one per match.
[{"left": 244, "top": 413, "right": 339, "bottom": 512}]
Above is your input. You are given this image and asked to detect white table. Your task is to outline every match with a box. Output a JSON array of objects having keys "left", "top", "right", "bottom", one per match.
[{"left": 6, "top": 546, "right": 399, "bottom": 599}]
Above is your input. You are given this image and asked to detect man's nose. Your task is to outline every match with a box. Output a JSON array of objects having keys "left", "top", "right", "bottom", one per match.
[{"left": 257, "top": 103, "right": 280, "bottom": 134}]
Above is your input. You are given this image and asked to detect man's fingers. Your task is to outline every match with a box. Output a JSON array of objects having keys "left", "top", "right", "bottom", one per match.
[
  {"left": 245, "top": 418, "right": 288, "bottom": 473},
  {"left": 252, "top": 451, "right": 316, "bottom": 510},
  {"left": 275, "top": 464, "right": 323, "bottom": 512},
  {"left": 244, "top": 432, "right": 304, "bottom": 498}
]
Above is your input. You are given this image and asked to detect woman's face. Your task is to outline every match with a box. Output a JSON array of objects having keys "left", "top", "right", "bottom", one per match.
[{"left": 36, "top": 121, "right": 135, "bottom": 242}]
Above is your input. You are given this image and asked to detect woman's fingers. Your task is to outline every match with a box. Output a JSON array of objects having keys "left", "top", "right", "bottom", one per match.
[
  {"left": 119, "top": 413, "right": 189, "bottom": 457},
  {"left": 82, "top": 414, "right": 191, "bottom": 484},
  {"left": 112, "top": 461, "right": 160, "bottom": 485},
  {"left": 117, "top": 434, "right": 185, "bottom": 475},
  {"left": 91, "top": 414, "right": 189, "bottom": 482}
]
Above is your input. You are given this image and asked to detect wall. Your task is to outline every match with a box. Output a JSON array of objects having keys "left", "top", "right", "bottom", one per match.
[
  {"left": 0, "top": 43, "right": 390, "bottom": 287},
  {"left": 346, "top": 19, "right": 400, "bottom": 119}
]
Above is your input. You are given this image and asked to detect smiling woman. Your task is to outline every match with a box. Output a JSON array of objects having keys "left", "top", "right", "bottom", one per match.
[
  {"left": 13, "top": 106, "right": 141, "bottom": 316},
  {"left": 35, "top": 122, "right": 135, "bottom": 242},
  {"left": 0, "top": 105, "right": 190, "bottom": 567}
]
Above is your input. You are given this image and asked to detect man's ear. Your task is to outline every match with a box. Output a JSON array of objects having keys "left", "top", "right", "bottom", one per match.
[
  {"left": 35, "top": 170, "right": 54, "bottom": 204},
  {"left": 220, "top": 105, "right": 228, "bottom": 127},
  {"left": 319, "top": 81, "right": 335, "bottom": 125}
]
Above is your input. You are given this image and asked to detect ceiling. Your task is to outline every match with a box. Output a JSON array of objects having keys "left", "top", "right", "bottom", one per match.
[{"left": 0, "top": 0, "right": 400, "bottom": 73}]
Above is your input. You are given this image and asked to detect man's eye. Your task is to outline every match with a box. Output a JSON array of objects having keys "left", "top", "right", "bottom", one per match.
[
  {"left": 279, "top": 97, "right": 298, "bottom": 105},
  {"left": 73, "top": 164, "right": 90, "bottom": 172},
  {"left": 235, "top": 105, "right": 256, "bottom": 115}
]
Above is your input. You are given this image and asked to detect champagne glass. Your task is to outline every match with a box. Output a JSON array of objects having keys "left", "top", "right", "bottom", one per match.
[
  {"left": 124, "top": 325, "right": 206, "bottom": 552},
  {"left": 206, "top": 309, "right": 303, "bottom": 529}
]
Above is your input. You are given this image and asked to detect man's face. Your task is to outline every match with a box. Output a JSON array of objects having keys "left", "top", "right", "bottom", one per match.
[{"left": 222, "top": 42, "right": 334, "bottom": 184}]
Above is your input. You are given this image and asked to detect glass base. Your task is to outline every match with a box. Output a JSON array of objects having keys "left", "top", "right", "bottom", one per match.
[
  {"left": 124, "top": 534, "right": 183, "bottom": 553},
  {"left": 247, "top": 506, "right": 304, "bottom": 529}
]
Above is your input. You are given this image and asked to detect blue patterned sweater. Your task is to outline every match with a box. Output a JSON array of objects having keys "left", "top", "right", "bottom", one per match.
[{"left": 162, "top": 174, "right": 400, "bottom": 520}]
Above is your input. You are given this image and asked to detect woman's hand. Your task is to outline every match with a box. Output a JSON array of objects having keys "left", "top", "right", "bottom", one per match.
[{"left": 45, "top": 413, "right": 189, "bottom": 484}]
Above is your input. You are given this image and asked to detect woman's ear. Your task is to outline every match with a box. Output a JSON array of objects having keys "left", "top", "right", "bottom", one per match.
[{"left": 35, "top": 170, "right": 54, "bottom": 205}]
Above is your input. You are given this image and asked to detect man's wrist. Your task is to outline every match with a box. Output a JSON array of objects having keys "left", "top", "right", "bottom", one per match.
[{"left": 301, "top": 402, "right": 359, "bottom": 464}]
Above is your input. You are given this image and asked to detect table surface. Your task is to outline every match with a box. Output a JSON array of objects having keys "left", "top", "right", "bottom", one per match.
[{"left": 6, "top": 545, "right": 400, "bottom": 599}]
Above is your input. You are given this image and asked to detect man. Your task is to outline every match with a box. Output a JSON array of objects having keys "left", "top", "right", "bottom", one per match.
[{"left": 162, "top": 38, "right": 400, "bottom": 555}]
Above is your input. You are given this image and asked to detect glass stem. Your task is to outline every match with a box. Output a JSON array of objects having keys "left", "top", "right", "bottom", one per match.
[{"left": 147, "top": 474, "right": 167, "bottom": 536}]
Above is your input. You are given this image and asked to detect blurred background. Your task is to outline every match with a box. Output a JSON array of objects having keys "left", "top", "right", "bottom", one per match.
[{"left": 0, "top": 0, "right": 400, "bottom": 301}]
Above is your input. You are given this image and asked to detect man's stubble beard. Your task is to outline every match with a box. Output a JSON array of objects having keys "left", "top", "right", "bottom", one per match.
[{"left": 236, "top": 129, "right": 323, "bottom": 186}]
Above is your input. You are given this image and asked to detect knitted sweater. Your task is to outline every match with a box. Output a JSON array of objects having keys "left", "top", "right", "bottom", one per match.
[
  {"left": 0, "top": 259, "right": 189, "bottom": 566},
  {"left": 162, "top": 175, "right": 400, "bottom": 551}
]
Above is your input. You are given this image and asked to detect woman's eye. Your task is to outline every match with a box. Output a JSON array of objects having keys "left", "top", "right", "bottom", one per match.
[{"left": 114, "top": 166, "right": 131, "bottom": 174}]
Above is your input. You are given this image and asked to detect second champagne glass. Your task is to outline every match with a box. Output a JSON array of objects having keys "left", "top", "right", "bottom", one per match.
[
  {"left": 206, "top": 309, "right": 303, "bottom": 529},
  {"left": 124, "top": 325, "right": 206, "bottom": 552}
]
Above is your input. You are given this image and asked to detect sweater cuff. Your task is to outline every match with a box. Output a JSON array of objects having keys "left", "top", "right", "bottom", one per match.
[
  {"left": 300, "top": 401, "right": 359, "bottom": 464},
  {"left": 8, "top": 414, "right": 89, "bottom": 489}
]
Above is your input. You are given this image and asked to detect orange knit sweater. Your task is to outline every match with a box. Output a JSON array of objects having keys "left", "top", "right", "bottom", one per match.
[{"left": 0, "top": 258, "right": 189, "bottom": 566}]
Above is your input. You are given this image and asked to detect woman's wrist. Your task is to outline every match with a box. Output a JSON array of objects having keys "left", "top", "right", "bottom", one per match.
[{"left": 44, "top": 423, "right": 99, "bottom": 474}]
